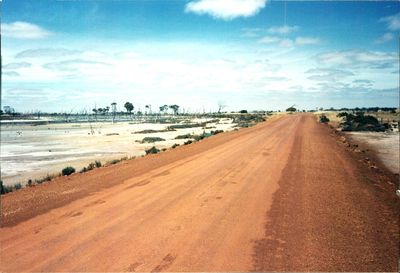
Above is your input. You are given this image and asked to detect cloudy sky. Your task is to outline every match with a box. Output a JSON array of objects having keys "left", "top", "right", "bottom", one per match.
[{"left": 1, "top": 0, "right": 399, "bottom": 112}]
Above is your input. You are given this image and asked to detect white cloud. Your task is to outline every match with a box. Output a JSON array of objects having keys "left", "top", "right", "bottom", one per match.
[
  {"left": 185, "top": 0, "right": 267, "bottom": 20},
  {"left": 316, "top": 49, "right": 397, "bottom": 69},
  {"left": 259, "top": 36, "right": 280, "bottom": 44},
  {"left": 259, "top": 36, "right": 320, "bottom": 47},
  {"left": 268, "top": 25, "right": 299, "bottom": 34},
  {"left": 43, "top": 59, "right": 110, "bottom": 72},
  {"left": 279, "top": 38, "right": 294, "bottom": 48},
  {"left": 380, "top": 12, "right": 400, "bottom": 31},
  {"left": 16, "top": 48, "right": 81, "bottom": 58},
  {"left": 241, "top": 27, "right": 264, "bottom": 38},
  {"left": 3, "top": 71, "right": 20, "bottom": 77},
  {"left": 3, "top": 62, "right": 32, "bottom": 69},
  {"left": 306, "top": 68, "right": 354, "bottom": 82},
  {"left": 295, "top": 37, "right": 320, "bottom": 45},
  {"left": 374, "top": 32, "right": 394, "bottom": 44},
  {"left": 1, "top": 22, "right": 52, "bottom": 39}
]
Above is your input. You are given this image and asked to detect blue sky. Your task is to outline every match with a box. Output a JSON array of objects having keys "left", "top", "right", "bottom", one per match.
[{"left": 1, "top": 0, "right": 399, "bottom": 112}]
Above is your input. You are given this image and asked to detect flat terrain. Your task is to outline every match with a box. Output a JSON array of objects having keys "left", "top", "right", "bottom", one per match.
[
  {"left": 1, "top": 118, "right": 234, "bottom": 185},
  {"left": 346, "top": 131, "right": 399, "bottom": 174},
  {"left": 1, "top": 114, "right": 399, "bottom": 272}
]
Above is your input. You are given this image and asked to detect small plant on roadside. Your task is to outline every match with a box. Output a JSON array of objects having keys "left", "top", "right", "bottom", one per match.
[
  {"left": 174, "top": 134, "right": 193, "bottom": 139},
  {"left": 145, "top": 146, "right": 160, "bottom": 155},
  {"left": 87, "top": 162, "right": 96, "bottom": 171},
  {"left": 320, "top": 115, "right": 330, "bottom": 123},
  {"left": 171, "top": 143, "right": 180, "bottom": 149},
  {"left": 109, "top": 159, "right": 121, "bottom": 165},
  {"left": 0, "top": 180, "right": 13, "bottom": 194},
  {"left": 95, "top": 160, "right": 102, "bottom": 168},
  {"left": 62, "top": 166, "right": 76, "bottom": 176},
  {"left": 184, "top": 140, "right": 193, "bottom": 145},
  {"left": 35, "top": 174, "right": 53, "bottom": 184}
]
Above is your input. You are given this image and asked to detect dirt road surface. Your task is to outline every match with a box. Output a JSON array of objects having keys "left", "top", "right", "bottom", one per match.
[{"left": 1, "top": 114, "right": 399, "bottom": 272}]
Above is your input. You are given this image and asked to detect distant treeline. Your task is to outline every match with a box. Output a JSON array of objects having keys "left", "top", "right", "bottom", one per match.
[{"left": 319, "top": 107, "right": 398, "bottom": 112}]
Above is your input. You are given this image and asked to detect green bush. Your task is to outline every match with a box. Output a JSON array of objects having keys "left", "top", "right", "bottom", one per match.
[
  {"left": 171, "top": 143, "right": 180, "bottom": 149},
  {"left": 141, "top": 137, "right": 165, "bottom": 143},
  {"left": 1, "top": 180, "right": 11, "bottom": 194},
  {"left": 184, "top": 140, "right": 193, "bottom": 145},
  {"left": 340, "top": 112, "right": 386, "bottom": 132},
  {"left": 145, "top": 146, "right": 160, "bottom": 155},
  {"left": 62, "top": 166, "right": 76, "bottom": 176},
  {"left": 133, "top": 129, "right": 174, "bottom": 134},
  {"left": 167, "top": 123, "right": 206, "bottom": 130},
  {"left": 87, "top": 162, "right": 95, "bottom": 171},
  {"left": 320, "top": 115, "right": 330, "bottom": 123},
  {"left": 175, "top": 134, "right": 193, "bottom": 139},
  {"left": 109, "top": 159, "right": 121, "bottom": 165},
  {"left": 35, "top": 174, "right": 53, "bottom": 184},
  {"left": 95, "top": 160, "right": 102, "bottom": 168},
  {"left": 0, "top": 181, "right": 22, "bottom": 194}
]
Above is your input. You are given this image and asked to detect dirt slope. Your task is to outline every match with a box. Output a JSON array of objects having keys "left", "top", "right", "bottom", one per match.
[{"left": 1, "top": 114, "right": 398, "bottom": 272}]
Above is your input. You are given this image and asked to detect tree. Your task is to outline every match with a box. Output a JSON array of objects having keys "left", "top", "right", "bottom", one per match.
[
  {"left": 124, "top": 102, "right": 134, "bottom": 118},
  {"left": 286, "top": 106, "right": 296, "bottom": 112},
  {"left": 111, "top": 102, "right": 117, "bottom": 123},
  {"left": 217, "top": 101, "right": 227, "bottom": 113},
  {"left": 159, "top": 105, "right": 168, "bottom": 114},
  {"left": 145, "top": 104, "right": 151, "bottom": 115},
  {"left": 169, "top": 104, "right": 179, "bottom": 115},
  {"left": 92, "top": 108, "right": 98, "bottom": 121}
]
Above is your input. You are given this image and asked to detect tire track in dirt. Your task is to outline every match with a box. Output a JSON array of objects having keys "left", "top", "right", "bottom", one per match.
[{"left": 1, "top": 114, "right": 398, "bottom": 272}]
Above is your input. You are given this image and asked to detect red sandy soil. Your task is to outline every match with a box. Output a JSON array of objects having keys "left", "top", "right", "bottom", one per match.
[{"left": 1, "top": 114, "right": 398, "bottom": 272}]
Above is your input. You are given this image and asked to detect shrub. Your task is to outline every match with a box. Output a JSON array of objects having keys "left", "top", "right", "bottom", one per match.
[
  {"left": 133, "top": 129, "right": 174, "bottom": 134},
  {"left": 0, "top": 181, "right": 23, "bottom": 194},
  {"left": 184, "top": 140, "right": 193, "bottom": 145},
  {"left": 167, "top": 123, "right": 205, "bottom": 130},
  {"left": 35, "top": 174, "right": 53, "bottom": 184},
  {"left": 211, "top": 130, "right": 223, "bottom": 135},
  {"left": 141, "top": 137, "right": 165, "bottom": 143},
  {"left": 80, "top": 167, "right": 88, "bottom": 173},
  {"left": 286, "top": 107, "right": 296, "bottom": 112},
  {"left": 87, "top": 162, "right": 95, "bottom": 171},
  {"left": 320, "top": 115, "right": 330, "bottom": 123},
  {"left": 171, "top": 143, "right": 180, "bottom": 149},
  {"left": 27, "top": 179, "right": 33, "bottom": 186},
  {"left": 62, "top": 166, "right": 76, "bottom": 176},
  {"left": 232, "top": 114, "right": 265, "bottom": 127},
  {"left": 95, "top": 160, "right": 102, "bottom": 168},
  {"left": 109, "top": 159, "right": 121, "bottom": 165},
  {"left": 340, "top": 112, "right": 386, "bottom": 132},
  {"left": 145, "top": 146, "right": 160, "bottom": 155},
  {"left": 1, "top": 180, "right": 11, "bottom": 194},
  {"left": 175, "top": 134, "right": 193, "bottom": 139},
  {"left": 239, "top": 110, "right": 248, "bottom": 113}
]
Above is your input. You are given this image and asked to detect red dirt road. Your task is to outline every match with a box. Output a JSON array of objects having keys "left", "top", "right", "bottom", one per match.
[{"left": 1, "top": 114, "right": 399, "bottom": 272}]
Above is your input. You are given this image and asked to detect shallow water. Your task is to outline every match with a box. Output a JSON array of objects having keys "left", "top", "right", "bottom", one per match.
[{"left": 1, "top": 119, "right": 235, "bottom": 185}]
